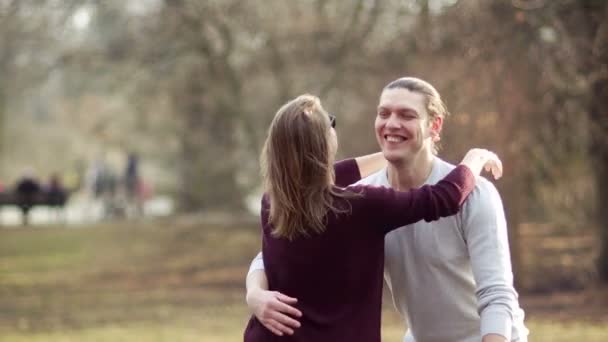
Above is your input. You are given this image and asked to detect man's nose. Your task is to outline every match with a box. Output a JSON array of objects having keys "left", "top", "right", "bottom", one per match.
[{"left": 385, "top": 113, "right": 401, "bottom": 128}]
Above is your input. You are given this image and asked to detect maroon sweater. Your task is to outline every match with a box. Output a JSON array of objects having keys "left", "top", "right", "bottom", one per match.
[{"left": 244, "top": 159, "right": 475, "bottom": 342}]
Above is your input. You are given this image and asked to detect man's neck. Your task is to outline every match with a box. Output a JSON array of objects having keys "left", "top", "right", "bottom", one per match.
[{"left": 387, "top": 152, "right": 435, "bottom": 191}]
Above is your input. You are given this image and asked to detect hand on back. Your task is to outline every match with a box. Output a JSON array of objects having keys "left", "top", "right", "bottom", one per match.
[{"left": 246, "top": 288, "right": 302, "bottom": 336}]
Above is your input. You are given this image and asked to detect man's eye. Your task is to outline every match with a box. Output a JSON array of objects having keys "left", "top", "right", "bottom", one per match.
[{"left": 400, "top": 112, "right": 417, "bottom": 120}]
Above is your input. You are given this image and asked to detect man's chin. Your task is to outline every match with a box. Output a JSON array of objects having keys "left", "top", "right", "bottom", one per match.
[{"left": 382, "top": 152, "right": 407, "bottom": 165}]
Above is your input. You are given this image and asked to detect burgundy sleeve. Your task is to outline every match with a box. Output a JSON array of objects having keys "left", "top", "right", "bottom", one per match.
[
  {"left": 334, "top": 159, "right": 362, "bottom": 187},
  {"left": 352, "top": 165, "right": 476, "bottom": 235},
  {"left": 260, "top": 194, "right": 274, "bottom": 256}
]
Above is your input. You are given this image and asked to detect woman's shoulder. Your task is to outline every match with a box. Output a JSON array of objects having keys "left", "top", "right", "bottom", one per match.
[{"left": 332, "top": 184, "right": 395, "bottom": 209}]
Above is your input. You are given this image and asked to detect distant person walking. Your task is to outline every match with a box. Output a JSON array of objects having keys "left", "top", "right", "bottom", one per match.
[
  {"left": 124, "top": 153, "right": 139, "bottom": 199},
  {"left": 15, "top": 169, "right": 42, "bottom": 225},
  {"left": 85, "top": 157, "right": 119, "bottom": 219},
  {"left": 46, "top": 173, "right": 67, "bottom": 206},
  {"left": 45, "top": 173, "right": 68, "bottom": 221},
  {"left": 124, "top": 152, "right": 143, "bottom": 217}
]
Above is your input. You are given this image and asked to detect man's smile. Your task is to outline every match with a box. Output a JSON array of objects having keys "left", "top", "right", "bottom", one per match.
[{"left": 384, "top": 134, "right": 408, "bottom": 144}]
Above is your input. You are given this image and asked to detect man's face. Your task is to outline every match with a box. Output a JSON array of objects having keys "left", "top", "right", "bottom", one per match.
[{"left": 375, "top": 88, "right": 437, "bottom": 165}]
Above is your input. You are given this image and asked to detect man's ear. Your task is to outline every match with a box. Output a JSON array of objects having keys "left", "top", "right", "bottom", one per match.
[{"left": 430, "top": 115, "right": 443, "bottom": 142}]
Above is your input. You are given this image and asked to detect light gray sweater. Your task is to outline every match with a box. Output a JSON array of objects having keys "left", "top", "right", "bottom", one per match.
[
  {"left": 249, "top": 157, "right": 528, "bottom": 341},
  {"left": 356, "top": 157, "right": 528, "bottom": 342}
]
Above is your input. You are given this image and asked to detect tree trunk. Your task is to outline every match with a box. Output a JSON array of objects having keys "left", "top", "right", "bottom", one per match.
[
  {"left": 0, "top": 88, "right": 4, "bottom": 176},
  {"left": 578, "top": 0, "right": 608, "bottom": 283},
  {"left": 175, "top": 65, "right": 245, "bottom": 213},
  {"left": 591, "top": 77, "right": 608, "bottom": 281}
]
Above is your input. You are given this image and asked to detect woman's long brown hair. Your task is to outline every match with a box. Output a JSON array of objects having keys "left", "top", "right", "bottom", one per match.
[{"left": 261, "top": 95, "right": 352, "bottom": 240}]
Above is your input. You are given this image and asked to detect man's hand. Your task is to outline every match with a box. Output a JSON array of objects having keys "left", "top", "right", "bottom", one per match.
[{"left": 246, "top": 288, "right": 303, "bottom": 336}]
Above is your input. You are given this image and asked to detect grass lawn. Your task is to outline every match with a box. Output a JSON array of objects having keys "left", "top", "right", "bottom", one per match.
[{"left": 0, "top": 218, "right": 606, "bottom": 341}]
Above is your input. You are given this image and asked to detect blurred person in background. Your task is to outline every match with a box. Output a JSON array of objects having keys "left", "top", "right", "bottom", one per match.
[
  {"left": 46, "top": 173, "right": 68, "bottom": 205},
  {"left": 15, "top": 168, "right": 43, "bottom": 225},
  {"left": 124, "top": 152, "right": 143, "bottom": 217},
  {"left": 84, "top": 156, "right": 120, "bottom": 220},
  {"left": 45, "top": 172, "right": 68, "bottom": 221},
  {"left": 246, "top": 78, "right": 528, "bottom": 342}
]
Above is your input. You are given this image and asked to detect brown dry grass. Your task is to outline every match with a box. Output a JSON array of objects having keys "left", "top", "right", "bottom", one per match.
[{"left": 0, "top": 217, "right": 606, "bottom": 341}]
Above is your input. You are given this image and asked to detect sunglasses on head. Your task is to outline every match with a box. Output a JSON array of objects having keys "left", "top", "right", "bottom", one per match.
[{"left": 328, "top": 114, "right": 336, "bottom": 128}]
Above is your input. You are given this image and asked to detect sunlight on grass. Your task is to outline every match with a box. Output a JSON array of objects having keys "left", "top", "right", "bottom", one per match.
[
  {"left": 527, "top": 320, "right": 608, "bottom": 342},
  {"left": 2, "top": 323, "right": 213, "bottom": 342},
  {"left": 1, "top": 221, "right": 607, "bottom": 341},
  {"left": 3, "top": 313, "right": 607, "bottom": 341}
]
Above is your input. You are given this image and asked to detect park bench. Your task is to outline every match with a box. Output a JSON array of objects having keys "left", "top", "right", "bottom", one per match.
[{"left": 0, "top": 191, "right": 69, "bottom": 225}]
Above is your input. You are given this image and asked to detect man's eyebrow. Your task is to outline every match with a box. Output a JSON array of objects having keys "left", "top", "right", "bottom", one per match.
[
  {"left": 377, "top": 106, "right": 419, "bottom": 115},
  {"left": 399, "top": 108, "right": 419, "bottom": 115}
]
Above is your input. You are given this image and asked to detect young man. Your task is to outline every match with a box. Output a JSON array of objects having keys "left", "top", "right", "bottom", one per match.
[{"left": 246, "top": 77, "right": 529, "bottom": 342}]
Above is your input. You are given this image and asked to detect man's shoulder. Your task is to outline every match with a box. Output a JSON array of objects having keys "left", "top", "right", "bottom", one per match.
[
  {"left": 356, "top": 168, "right": 389, "bottom": 186},
  {"left": 469, "top": 175, "right": 501, "bottom": 204},
  {"left": 430, "top": 158, "right": 457, "bottom": 179},
  {"left": 431, "top": 158, "right": 504, "bottom": 227},
  {"left": 356, "top": 157, "right": 501, "bottom": 197},
  {"left": 434, "top": 158, "right": 499, "bottom": 195}
]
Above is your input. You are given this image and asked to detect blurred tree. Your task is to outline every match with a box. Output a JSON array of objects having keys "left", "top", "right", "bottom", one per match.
[
  {"left": 544, "top": 0, "right": 608, "bottom": 282},
  {"left": 0, "top": 0, "right": 76, "bottom": 177},
  {"left": 1, "top": 0, "right": 605, "bottom": 290},
  {"left": 371, "top": 0, "right": 605, "bottom": 284},
  {"left": 499, "top": 0, "right": 608, "bottom": 283},
  {"left": 432, "top": 0, "right": 608, "bottom": 283},
  {"left": 130, "top": 0, "right": 390, "bottom": 211},
  {"left": 0, "top": 1, "right": 22, "bottom": 175}
]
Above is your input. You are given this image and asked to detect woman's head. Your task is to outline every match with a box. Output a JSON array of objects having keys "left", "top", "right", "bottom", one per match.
[{"left": 261, "top": 94, "right": 340, "bottom": 240}]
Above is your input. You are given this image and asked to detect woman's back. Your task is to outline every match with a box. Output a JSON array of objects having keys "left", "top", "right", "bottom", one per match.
[
  {"left": 257, "top": 193, "right": 386, "bottom": 341},
  {"left": 244, "top": 159, "right": 474, "bottom": 342}
]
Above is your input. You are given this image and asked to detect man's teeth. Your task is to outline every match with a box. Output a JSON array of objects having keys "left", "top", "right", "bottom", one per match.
[{"left": 385, "top": 135, "right": 405, "bottom": 143}]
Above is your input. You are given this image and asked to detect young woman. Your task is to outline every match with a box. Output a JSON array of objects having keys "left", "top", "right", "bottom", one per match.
[{"left": 244, "top": 95, "right": 502, "bottom": 342}]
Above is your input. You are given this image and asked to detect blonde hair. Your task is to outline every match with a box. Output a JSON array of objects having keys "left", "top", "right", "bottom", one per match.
[{"left": 261, "top": 94, "right": 350, "bottom": 240}]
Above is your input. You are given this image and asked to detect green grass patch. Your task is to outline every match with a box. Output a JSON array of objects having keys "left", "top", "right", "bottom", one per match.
[{"left": 0, "top": 220, "right": 606, "bottom": 341}]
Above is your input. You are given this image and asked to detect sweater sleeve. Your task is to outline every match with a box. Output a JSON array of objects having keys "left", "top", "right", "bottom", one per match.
[
  {"left": 334, "top": 159, "right": 362, "bottom": 187},
  {"left": 247, "top": 195, "right": 270, "bottom": 275},
  {"left": 247, "top": 251, "right": 265, "bottom": 276},
  {"left": 352, "top": 165, "right": 475, "bottom": 235},
  {"left": 461, "top": 180, "right": 521, "bottom": 340}
]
